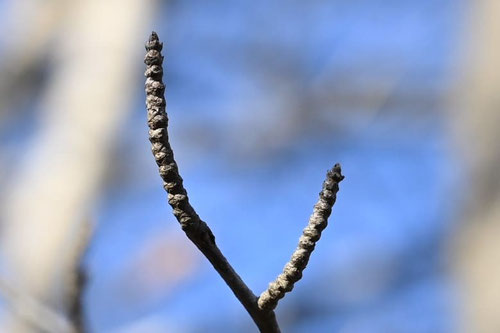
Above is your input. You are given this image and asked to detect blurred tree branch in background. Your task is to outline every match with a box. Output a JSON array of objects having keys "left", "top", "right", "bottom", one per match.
[
  {"left": 0, "top": 0, "right": 156, "bottom": 331},
  {"left": 0, "top": 0, "right": 68, "bottom": 121},
  {"left": 452, "top": 0, "right": 500, "bottom": 332}
]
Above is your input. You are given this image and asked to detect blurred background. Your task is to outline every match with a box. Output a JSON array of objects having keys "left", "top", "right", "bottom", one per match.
[{"left": 0, "top": 0, "right": 498, "bottom": 332}]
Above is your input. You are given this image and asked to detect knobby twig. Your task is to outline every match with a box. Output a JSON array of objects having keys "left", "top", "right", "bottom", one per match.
[
  {"left": 258, "top": 165, "right": 344, "bottom": 311},
  {"left": 144, "top": 32, "right": 279, "bottom": 332},
  {"left": 144, "top": 32, "right": 344, "bottom": 332}
]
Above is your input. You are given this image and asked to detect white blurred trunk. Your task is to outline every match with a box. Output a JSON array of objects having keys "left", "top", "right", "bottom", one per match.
[
  {"left": 0, "top": 0, "right": 155, "bottom": 331},
  {"left": 0, "top": 0, "right": 68, "bottom": 114},
  {"left": 452, "top": 0, "right": 500, "bottom": 332}
]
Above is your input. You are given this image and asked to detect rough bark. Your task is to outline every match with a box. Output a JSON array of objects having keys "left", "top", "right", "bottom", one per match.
[
  {"left": 258, "top": 165, "right": 344, "bottom": 311},
  {"left": 145, "top": 31, "right": 343, "bottom": 332}
]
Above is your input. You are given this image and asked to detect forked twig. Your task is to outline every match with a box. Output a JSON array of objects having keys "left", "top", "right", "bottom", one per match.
[{"left": 144, "top": 31, "right": 343, "bottom": 332}]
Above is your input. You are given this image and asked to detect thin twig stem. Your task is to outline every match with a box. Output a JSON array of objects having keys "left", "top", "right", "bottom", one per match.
[
  {"left": 258, "top": 165, "right": 344, "bottom": 311},
  {"left": 145, "top": 32, "right": 280, "bottom": 332}
]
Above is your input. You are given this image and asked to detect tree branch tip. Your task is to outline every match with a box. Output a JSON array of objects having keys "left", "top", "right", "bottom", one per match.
[
  {"left": 150, "top": 31, "right": 159, "bottom": 41},
  {"left": 146, "top": 31, "right": 163, "bottom": 51},
  {"left": 329, "top": 163, "right": 345, "bottom": 182}
]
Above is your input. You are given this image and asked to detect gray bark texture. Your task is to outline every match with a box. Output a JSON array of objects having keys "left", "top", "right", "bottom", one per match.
[
  {"left": 145, "top": 31, "right": 343, "bottom": 332},
  {"left": 258, "top": 164, "right": 343, "bottom": 311}
]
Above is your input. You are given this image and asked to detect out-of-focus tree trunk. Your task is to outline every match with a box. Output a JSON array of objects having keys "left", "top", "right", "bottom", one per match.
[
  {"left": 0, "top": 0, "right": 155, "bottom": 331},
  {"left": 0, "top": 0, "right": 68, "bottom": 118},
  {"left": 452, "top": 0, "right": 500, "bottom": 332}
]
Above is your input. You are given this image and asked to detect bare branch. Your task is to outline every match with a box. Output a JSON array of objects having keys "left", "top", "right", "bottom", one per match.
[
  {"left": 145, "top": 32, "right": 280, "bottom": 333},
  {"left": 258, "top": 165, "right": 344, "bottom": 311}
]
